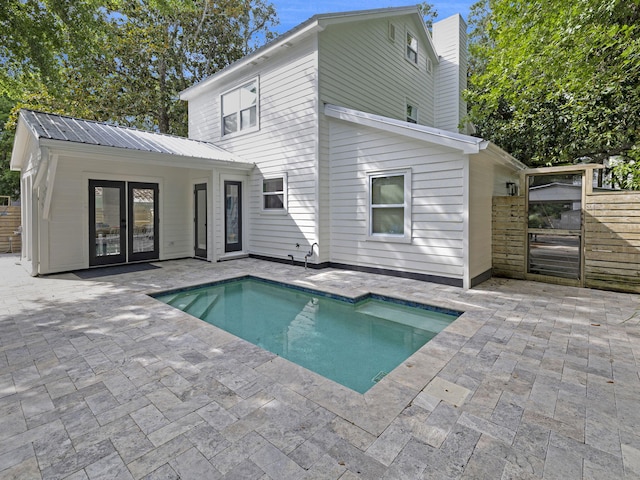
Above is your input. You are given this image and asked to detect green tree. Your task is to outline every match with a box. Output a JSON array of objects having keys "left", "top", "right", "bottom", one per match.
[
  {"left": 465, "top": 0, "right": 640, "bottom": 185},
  {"left": 0, "top": 0, "right": 278, "bottom": 198}
]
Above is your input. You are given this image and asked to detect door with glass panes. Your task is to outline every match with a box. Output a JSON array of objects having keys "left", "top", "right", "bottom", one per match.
[{"left": 89, "top": 180, "right": 159, "bottom": 266}]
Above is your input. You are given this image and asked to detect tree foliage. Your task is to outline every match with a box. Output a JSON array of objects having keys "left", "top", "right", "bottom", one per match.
[
  {"left": 0, "top": 0, "right": 278, "bottom": 198},
  {"left": 466, "top": 0, "right": 640, "bottom": 181}
]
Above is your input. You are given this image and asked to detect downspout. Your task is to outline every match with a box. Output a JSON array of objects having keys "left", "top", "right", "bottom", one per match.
[{"left": 462, "top": 154, "right": 470, "bottom": 289}]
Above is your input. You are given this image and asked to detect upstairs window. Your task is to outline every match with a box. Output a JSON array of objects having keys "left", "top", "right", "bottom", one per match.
[
  {"left": 368, "top": 170, "right": 412, "bottom": 242},
  {"left": 406, "top": 103, "right": 418, "bottom": 124},
  {"left": 222, "top": 79, "right": 258, "bottom": 136},
  {"left": 262, "top": 174, "right": 287, "bottom": 212},
  {"left": 406, "top": 31, "right": 418, "bottom": 64}
]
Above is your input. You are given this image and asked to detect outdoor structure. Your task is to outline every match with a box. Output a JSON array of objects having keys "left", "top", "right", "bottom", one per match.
[
  {"left": 492, "top": 164, "right": 640, "bottom": 294},
  {"left": 10, "top": 6, "right": 525, "bottom": 288}
]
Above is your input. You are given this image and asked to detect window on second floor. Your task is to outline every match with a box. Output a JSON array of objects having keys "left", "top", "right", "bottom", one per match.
[
  {"left": 406, "top": 31, "right": 418, "bottom": 64},
  {"left": 406, "top": 103, "right": 418, "bottom": 124},
  {"left": 221, "top": 79, "right": 258, "bottom": 137}
]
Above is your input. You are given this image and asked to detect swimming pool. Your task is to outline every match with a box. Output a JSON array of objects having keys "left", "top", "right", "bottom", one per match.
[{"left": 153, "top": 276, "right": 460, "bottom": 393}]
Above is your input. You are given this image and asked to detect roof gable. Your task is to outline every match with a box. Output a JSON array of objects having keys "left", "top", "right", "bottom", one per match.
[{"left": 180, "top": 6, "right": 437, "bottom": 101}]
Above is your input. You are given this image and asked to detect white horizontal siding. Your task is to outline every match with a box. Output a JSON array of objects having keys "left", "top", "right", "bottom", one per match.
[
  {"left": 319, "top": 15, "right": 435, "bottom": 127},
  {"left": 329, "top": 120, "right": 467, "bottom": 281},
  {"left": 432, "top": 15, "right": 467, "bottom": 133},
  {"left": 42, "top": 154, "right": 199, "bottom": 274},
  {"left": 468, "top": 152, "right": 521, "bottom": 281},
  {"left": 187, "top": 36, "right": 320, "bottom": 260}
]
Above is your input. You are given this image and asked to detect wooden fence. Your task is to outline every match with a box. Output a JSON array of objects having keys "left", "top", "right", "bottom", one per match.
[
  {"left": 492, "top": 193, "right": 640, "bottom": 293},
  {"left": 584, "top": 192, "right": 640, "bottom": 292},
  {"left": 492, "top": 196, "right": 526, "bottom": 279},
  {"left": 0, "top": 206, "right": 21, "bottom": 254}
]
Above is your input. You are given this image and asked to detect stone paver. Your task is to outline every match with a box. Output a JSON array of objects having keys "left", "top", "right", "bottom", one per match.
[{"left": 1, "top": 254, "right": 639, "bottom": 479}]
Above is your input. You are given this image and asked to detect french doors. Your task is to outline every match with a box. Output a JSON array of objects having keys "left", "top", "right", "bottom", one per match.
[{"left": 89, "top": 180, "right": 159, "bottom": 266}]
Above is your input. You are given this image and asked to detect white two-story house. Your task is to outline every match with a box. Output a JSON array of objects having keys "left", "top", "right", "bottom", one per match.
[{"left": 11, "top": 6, "right": 524, "bottom": 288}]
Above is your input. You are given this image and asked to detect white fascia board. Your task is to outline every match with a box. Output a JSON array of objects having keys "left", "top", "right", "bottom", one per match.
[
  {"left": 38, "top": 139, "right": 255, "bottom": 171},
  {"left": 479, "top": 141, "right": 527, "bottom": 172},
  {"left": 180, "top": 6, "right": 426, "bottom": 101},
  {"left": 317, "top": 6, "right": 419, "bottom": 26},
  {"left": 325, "top": 104, "right": 482, "bottom": 154},
  {"left": 180, "top": 21, "right": 321, "bottom": 101},
  {"left": 10, "top": 116, "right": 31, "bottom": 171}
]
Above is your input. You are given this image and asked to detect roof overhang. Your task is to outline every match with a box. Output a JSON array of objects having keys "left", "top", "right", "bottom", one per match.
[
  {"left": 37, "top": 138, "right": 255, "bottom": 171},
  {"left": 325, "top": 104, "right": 526, "bottom": 171},
  {"left": 180, "top": 6, "right": 434, "bottom": 101},
  {"left": 10, "top": 115, "right": 33, "bottom": 171}
]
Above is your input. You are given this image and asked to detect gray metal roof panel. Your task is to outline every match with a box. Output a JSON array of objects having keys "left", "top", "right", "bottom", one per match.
[{"left": 20, "top": 109, "right": 244, "bottom": 163}]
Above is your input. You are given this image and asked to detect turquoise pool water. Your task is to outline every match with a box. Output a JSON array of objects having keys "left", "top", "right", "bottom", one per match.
[{"left": 153, "top": 277, "right": 460, "bottom": 393}]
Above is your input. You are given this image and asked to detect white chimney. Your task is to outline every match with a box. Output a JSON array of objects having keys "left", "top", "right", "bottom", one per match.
[{"left": 432, "top": 14, "right": 468, "bottom": 133}]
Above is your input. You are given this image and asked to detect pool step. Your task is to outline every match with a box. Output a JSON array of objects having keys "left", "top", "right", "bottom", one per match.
[
  {"left": 355, "top": 301, "right": 453, "bottom": 333},
  {"left": 167, "top": 292, "right": 200, "bottom": 311},
  {"left": 189, "top": 293, "right": 219, "bottom": 318}
]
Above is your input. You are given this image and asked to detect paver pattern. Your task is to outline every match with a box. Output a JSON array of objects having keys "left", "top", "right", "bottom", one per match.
[{"left": 1, "top": 254, "right": 639, "bottom": 479}]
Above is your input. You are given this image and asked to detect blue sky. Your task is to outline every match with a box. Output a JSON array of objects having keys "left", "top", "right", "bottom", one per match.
[{"left": 272, "top": 1, "right": 476, "bottom": 34}]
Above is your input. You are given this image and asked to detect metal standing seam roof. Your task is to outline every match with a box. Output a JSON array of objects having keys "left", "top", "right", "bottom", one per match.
[{"left": 19, "top": 109, "right": 245, "bottom": 163}]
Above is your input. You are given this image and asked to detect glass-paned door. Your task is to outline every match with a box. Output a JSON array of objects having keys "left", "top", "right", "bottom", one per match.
[
  {"left": 224, "top": 181, "right": 242, "bottom": 253},
  {"left": 128, "top": 182, "right": 159, "bottom": 262},
  {"left": 89, "top": 180, "right": 126, "bottom": 266},
  {"left": 194, "top": 183, "right": 207, "bottom": 258},
  {"left": 527, "top": 173, "right": 583, "bottom": 281}
]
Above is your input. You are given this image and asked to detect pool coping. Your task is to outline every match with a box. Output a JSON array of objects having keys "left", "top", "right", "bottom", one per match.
[{"left": 146, "top": 273, "right": 477, "bottom": 436}]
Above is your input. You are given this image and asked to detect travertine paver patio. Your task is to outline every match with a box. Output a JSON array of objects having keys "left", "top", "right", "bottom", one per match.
[{"left": 1, "top": 254, "right": 639, "bottom": 479}]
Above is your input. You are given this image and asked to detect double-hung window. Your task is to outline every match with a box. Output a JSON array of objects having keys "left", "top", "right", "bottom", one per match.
[
  {"left": 221, "top": 79, "right": 258, "bottom": 136},
  {"left": 262, "top": 174, "right": 287, "bottom": 212},
  {"left": 406, "top": 31, "right": 418, "bottom": 64},
  {"left": 368, "top": 170, "right": 412, "bottom": 242}
]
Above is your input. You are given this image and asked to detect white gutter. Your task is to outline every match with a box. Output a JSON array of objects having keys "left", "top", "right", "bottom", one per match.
[
  {"left": 38, "top": 139, "right": 256, "bottom": 171},
  {"left": 324, "top": 104, "right": 483, "bottom": 154}
]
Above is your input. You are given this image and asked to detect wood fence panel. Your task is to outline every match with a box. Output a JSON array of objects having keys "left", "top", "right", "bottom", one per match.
[
  {"left": 492, "top": 196, "right": 526, "bottom": 279},
  {"left": 0, "top": 206, "right": 21, "bottom": 254},
  {"left": 585, "top": 192, "right": 640, "bottom": 293}
]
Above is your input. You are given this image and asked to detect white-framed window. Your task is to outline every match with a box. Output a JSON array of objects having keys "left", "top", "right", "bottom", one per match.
[
  {"left": 406, "top": 31, "right": 418, "bottom": 64},
  {"left": 406, "top": 102, "right": 418, "bottom": 124},
  {"left": 221, "top": 78, "right": 259, "bottom": 137},
  {"left": 426, "top": 57, "right": 433, "bottom": 74},
  {"left": 368, "top": 169, "right": 412, "bottom": 242},
  {"left": 262, "top": 173, "right": 287, "bottom": 212}
]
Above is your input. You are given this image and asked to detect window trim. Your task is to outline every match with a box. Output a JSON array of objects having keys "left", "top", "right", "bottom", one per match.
[
  {"left": 220, "top": 77, "right": 259, "bottom": 138},
  {"left": 406, "top": 30, "right": 418, "bottom": 65},
  {"left": 367, "top": 169, "right": 412, "bottom": 243},
  {"left": 406, "top": 101, "right": 418, "bottom": 124},
  {"left": 261, "top": 173, "right": 288, "bottom": 214}
]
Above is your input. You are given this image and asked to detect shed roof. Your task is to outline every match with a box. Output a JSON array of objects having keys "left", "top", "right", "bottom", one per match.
[
  {"left": 15, "top": 109, "right": 246, "bottom": 164},
  {"left": 324, "top": 104, "right": 526, "bottom": 171}
]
